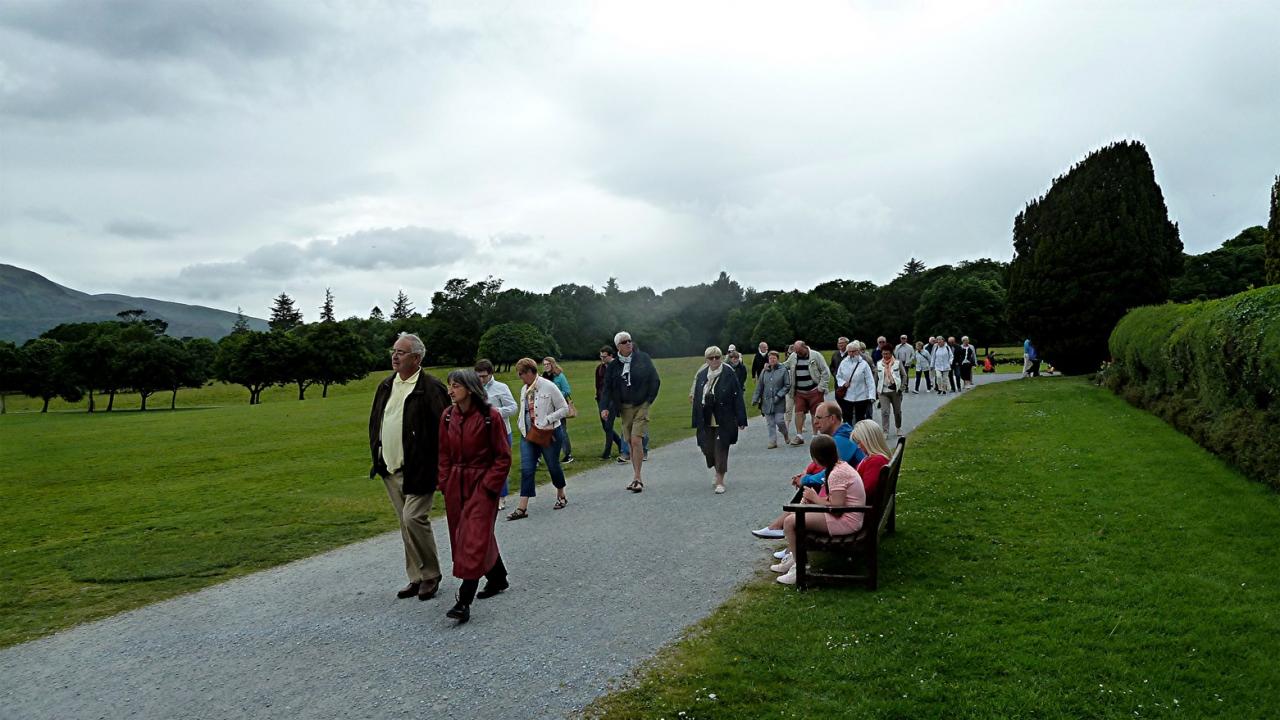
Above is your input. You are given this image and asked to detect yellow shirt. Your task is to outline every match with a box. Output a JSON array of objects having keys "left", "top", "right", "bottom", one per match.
[{"left": 380, "top": 369, "right": 420, "bottom": 473}]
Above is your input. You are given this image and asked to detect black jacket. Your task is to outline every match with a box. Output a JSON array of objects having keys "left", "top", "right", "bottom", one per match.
[
  {"left": 751, "top": 351, "right": 768, "bottom": 379},
  {"left": 368, "top": 371, "right": 450, "bottom": 495},
  {"left": 601, "top": 349, "right": 661, "bottom": 415},
  {"left": 691, "top": 367, "right": 748, "bottom": 447}
]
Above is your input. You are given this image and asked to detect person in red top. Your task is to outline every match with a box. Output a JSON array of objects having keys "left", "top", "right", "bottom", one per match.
[
  {"left": 850, "top": 419, "right": 893, "bottom": 499},
  {"left": 438, "top": 369, "right": 513, "bottom": 624}
]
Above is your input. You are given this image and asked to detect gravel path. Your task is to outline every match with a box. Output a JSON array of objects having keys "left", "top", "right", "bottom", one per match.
[{"left": 0, "top": 374, "right": 1015, "bottom": 719}]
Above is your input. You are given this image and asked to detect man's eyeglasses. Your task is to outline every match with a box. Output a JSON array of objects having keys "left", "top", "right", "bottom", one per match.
[
  {"left": 389, "top": 349, "right": 415, "bottom": 358},
  {"left": 814, "top": 414, "right": 830, "bottom": 420},
  {"left": 708, "top": 355, "right": 722, "bottom": 360},
  {"left": 618, "top": 339, "right": 632, "bottom": 345}
]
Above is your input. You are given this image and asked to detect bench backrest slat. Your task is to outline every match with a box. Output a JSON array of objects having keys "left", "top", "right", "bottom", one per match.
[{"left": 873, "top": 437, "right": 906, "bottom": 536}]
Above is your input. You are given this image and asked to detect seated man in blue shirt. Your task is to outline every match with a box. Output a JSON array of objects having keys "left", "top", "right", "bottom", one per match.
[{"left": 752, "top": 401, "right": 863, "bottom": 539}]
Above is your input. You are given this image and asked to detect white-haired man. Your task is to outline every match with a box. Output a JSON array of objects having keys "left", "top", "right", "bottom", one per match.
[
  {"left": 600, "top": 331, "right": 662, "bottom": 493},
  {"left": 368, "top": 332, "right": 449, "bottom": 601}
]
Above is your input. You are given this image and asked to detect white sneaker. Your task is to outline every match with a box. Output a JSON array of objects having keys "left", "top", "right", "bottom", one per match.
[
  {"left": 776, "top": 565, "right": 798, "bottom": 585},
  {"left": 714, "top": 484, "right": 726, "bottom": 494},
  {"left": 773, "top": 549, "right": 790, "bottom": 560},
  {"left": 752, "top": 527, "right": 785, "bottom": 539},
  {"left": 770, "top": 555, "right": 795, "bottom": 573},
  {"left": 498, "top": 497, "right": 506, "bottom": 510}
]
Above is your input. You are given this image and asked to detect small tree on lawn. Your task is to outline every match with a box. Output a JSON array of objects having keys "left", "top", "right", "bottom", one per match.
[
  {"left": 751, "top": 305, "right": 793, "bottom": 352},
  {"left": 476, "top": 322, "right": 556, "bottom": 372},
  {"left": 18, "top": 338, "right": 84, "bottom": 412},
  {"left": 300, "top": 322, "right": 372, "bottom": 397}
]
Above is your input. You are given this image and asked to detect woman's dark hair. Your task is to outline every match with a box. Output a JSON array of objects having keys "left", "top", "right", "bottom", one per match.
[
  {"left": 446, "top": 369, "right": 491, "bottom": 414},
  {"left": 809, "top": 434, "right": 838, "bottom": 469}
]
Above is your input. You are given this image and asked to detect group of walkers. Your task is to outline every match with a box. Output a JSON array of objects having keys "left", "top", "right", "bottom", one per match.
[
  {"left": 367, "top": 328, "right": 982, "bottom": 623},
  {"left": 366, "top": 330, "right": 663, "bottom": 624}
]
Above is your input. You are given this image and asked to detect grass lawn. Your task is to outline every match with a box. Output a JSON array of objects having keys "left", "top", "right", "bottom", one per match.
[
  {"left": 586, "top": 377, "right": 1280, "bottom": 719},
  {"left": 0, "top": 354, "right": 706, "bottom": 648}
]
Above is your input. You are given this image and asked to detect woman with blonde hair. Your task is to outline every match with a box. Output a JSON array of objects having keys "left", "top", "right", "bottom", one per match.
[
  {"left": 691, "top": 345, "right": 749, "bottom": 494},
  {"left": 509, "top": 357, "right": 569, "bottom": 520},
  {"left": 850, "top": 419, "right": 893, "bottom": 499},
  {"left": 542, "top": 356, "right": 575, "bottom": 464}
]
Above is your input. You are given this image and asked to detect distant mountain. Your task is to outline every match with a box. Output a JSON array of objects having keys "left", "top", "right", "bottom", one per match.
[{"left": 0, "top": 264, "right": 269, "bottom": 343}]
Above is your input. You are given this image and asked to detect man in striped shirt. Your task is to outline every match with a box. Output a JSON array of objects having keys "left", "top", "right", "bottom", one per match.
[{"left": 783, "top": 340, "right": 831, "bottom": 445}]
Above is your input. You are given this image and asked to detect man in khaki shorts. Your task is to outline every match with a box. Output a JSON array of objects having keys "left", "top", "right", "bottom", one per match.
[{"left": 600, "top": 330, "right": 662, "bottom": 493}]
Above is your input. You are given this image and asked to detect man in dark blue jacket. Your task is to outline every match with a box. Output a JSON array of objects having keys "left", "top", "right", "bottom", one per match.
[{"left": 600, "top": 330, "right": 661, "bottom": 493}]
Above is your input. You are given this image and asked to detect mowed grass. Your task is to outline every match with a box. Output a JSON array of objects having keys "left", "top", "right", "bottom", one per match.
[
  {"left": 586, "top": 377, "right": 1280, "bottom": 719},
  {"left": 0, "top": 355, "right": 707, "bottom": 648}
]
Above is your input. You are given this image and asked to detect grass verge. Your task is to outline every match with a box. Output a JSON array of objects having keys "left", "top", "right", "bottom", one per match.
[{"left": 584, "top": 377, "right": 1280, "bottom": 719}]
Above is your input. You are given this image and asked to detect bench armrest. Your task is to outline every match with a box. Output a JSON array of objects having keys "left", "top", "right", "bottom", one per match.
[{"left": 783, "top": 503, "right": 871, "bottom": 514}]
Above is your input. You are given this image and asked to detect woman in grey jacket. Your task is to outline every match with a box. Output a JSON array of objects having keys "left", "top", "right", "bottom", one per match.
[{"left": 751, "top": 350, "right": 791, "bottom": 448}]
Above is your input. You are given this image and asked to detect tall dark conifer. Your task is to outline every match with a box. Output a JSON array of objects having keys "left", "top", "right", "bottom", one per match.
[
  {"left": 268, "top": 292, "right": 303, "bottom": 332},
  {"left": 391, "top": 290, "right": 414, "bottom": 320},
  {"left": 320, "top": 288, "right": 336, "bottom": 322},
  {"left": 1267, "top": 175, "right": 1280, "bottom": 285},
  {"left": 1006, "top": 141, "right": 1182, "bottom": 373}
]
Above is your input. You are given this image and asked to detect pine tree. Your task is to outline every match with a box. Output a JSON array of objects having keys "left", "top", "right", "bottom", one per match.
[
  {"left": 901, "top": 257, "right": 926, "bottom": 276},
  {"left": 320, "top": 288, "right": 336, "bottom": 322},
  {"left": 232, "top": 307, "right": 250, "bottom": 334},
  {"left": 370, "top": 306, "right": 385, "bottom": 321},
  {"left": 268, "top": 292, "right": 304, "bottom": 331},
  {"left": 1267, "top": 175, "right": 1280, "bottom": 285},
  {"left": 1006, "top": 141, "right": 1182, "bottom": 373},
  {"left": 391, "top": 290, "right": 414, "bottom": 320}
]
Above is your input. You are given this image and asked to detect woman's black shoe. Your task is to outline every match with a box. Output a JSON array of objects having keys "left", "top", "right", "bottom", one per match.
[
  {"left": 476, "top": 579, "right": 510, "bottom": 599},
  {"left": 446, "top": 603, "right": 470, "bottom": 623}
]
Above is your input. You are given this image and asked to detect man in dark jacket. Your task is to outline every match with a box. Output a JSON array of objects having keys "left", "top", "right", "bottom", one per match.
[
  {"left": 751, "top": 341, "right": 769, "bottom": 380},
  {"left": 369, "top": 332, "right": 450, "bottom": 601},
  {"left": 600, "top": 330, "right": 661, "bottom": 493}
]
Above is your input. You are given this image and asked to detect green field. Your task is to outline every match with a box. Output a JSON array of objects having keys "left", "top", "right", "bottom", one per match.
[
  {"left": 0, "top": 355, "right": 706, "bottom": 647},
  {"left": 586, "top": 377, "right": 1280, "bottom": 718}
]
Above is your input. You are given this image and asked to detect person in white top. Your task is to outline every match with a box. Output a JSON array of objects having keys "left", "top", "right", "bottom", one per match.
[
  {"left": 836, "top": 342, "right": 876, "bottom": 423},
  {"left": 508, "top": 357, "right": 569, "bottom": 520},
  {"left": 475, "top": 358, "right": 517, "bottom": 510},
  {"left": 931, "top": 336, "right": 953, "bottom": 395}
]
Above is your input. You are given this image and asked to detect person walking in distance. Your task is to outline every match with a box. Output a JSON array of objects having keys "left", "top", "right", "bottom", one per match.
[
  {"left": 958, "top": 336, "right": 978, "bottom": 389},
  {"left": 474, "top": 359, "right": 517, "bottom": 511},
  {"left": 752, "top": 350, "right": 791, "bottom": 448},
  {"left": 508, "top": 357, "right": 569, "bottom": 520},
  {"left": 368, "top": 332, "right": 449, "bottom": 601},
  {"left": 438, "top": 369, "right": 512, "bottom": 624},
  {"left": 931, "top": 336, "right": 953, "bottom": 394},
  {"left": 751, "top": 341, "right": 769, "bottom": 381},
  {"left": 912, "top": 340, "right": 932, "bottom": 393},
  {"left": 600, "top": 331, "right": 662, "bottom": 493},
  {"left": 876, "top": 346, "right": 908, "bottom": 436},
  {"left": 595, "top": 346, "right": 625, "bottom": 459}
]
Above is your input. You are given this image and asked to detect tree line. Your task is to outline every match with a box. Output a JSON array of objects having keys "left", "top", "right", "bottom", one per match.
[{"left": 4, "top": 141, "right": 1275, "bottom": 411}]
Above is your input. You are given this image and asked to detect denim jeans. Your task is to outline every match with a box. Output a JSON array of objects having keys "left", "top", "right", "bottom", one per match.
[{"left": 519, "top": 434, "right": 566, "bottom": 497}]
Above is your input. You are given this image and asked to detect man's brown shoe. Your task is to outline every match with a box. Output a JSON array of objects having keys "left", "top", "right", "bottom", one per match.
[
  {"left": 396, "top": 582, "right": 421, "bottom": 599},
  {"left": 418, "top": 577, "right": 440, "bottom": 601}
]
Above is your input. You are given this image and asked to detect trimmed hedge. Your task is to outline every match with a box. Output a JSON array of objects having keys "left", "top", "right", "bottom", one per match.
[{"left": 1106, "top": 285, "right": 1280, "bottom": 488}]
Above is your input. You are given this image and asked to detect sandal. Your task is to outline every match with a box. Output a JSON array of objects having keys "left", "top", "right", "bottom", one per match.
[
  {"left": 505, "top": 508, "right": 528, "bottom": 521},
  {"left": 553, "top": 497, "right": 568, "bottom": 510},
  {"left": 626, "top": 480, "right": 644, "bottom": 493}
]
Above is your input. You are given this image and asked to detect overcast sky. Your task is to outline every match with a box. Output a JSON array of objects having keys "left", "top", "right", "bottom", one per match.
[{"left": 2, "top": 1, "right": 1278, "bottom": 319}]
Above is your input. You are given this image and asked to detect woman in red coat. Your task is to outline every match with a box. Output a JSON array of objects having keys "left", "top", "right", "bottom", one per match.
[{"left": 439, "top": 369, "right": 512, "bottom": 624}]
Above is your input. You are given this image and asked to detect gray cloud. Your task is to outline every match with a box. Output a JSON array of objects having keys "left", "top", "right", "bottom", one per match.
[
  {"left": 21, "top": 206, "right": 80, "bottom": 226},
  {"left": 105, "top": 218, "right": 185, "bottom": 240},
  {"left": 165, "top": 226, "right": 478, "bottom": 299}
]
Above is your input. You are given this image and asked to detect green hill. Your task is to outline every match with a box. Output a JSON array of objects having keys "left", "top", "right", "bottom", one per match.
[{"left": 0, "top": 264, "right": 268, "bottom": 342}]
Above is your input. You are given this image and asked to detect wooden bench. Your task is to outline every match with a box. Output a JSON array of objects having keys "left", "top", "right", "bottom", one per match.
[{"left": 783, "top": 436, "right": 905, "bottom": 590}]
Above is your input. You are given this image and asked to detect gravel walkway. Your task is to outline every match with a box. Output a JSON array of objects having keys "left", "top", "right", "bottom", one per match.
[{"left": 0, "top": 374, "right": 1015, "bottom": 719}]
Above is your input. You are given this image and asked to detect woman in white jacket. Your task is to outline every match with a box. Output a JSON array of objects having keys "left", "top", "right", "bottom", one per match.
[
  {"left": 508, "top": 356, "right": 569, "bottom": 520},
  {"left": 930, "top": 336, "right": 953, "bottom": 395},
  {"left": 875, "top": 351, "right": 909, "bottom": 436},
  {"left": 836, "top": 342, "right": 876, "bottom": 422}
]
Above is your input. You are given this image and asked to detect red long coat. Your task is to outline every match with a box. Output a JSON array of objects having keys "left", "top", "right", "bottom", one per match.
[{"left": 438, "top": 404, "right": 511, "bottom": 579}]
